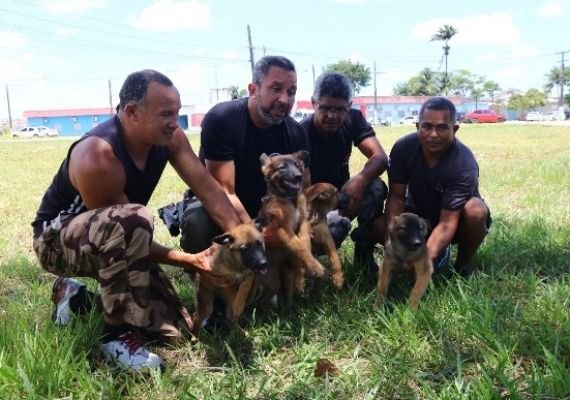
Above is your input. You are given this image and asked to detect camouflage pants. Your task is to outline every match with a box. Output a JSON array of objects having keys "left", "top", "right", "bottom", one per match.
[{"left": 33, "top": 204, "right": 193, "bottom": 340}]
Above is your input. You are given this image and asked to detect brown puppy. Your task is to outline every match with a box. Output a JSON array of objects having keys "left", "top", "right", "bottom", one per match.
[
  {"left": 376, "top": 213, "right": 433, "bottom": 310},
  {"left": 304, "top": 182, "right": 345, "bottom": 289},
  {"left": 258, "top": 151, "right": 325, "bottom": 306},
  {"left": 192, "top": 221, "right": 268, "bottom": 334}
]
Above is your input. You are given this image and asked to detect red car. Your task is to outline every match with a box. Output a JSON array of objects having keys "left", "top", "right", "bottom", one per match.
[{"left": 463, "top": 109, "right": 506, "bottom": 123}]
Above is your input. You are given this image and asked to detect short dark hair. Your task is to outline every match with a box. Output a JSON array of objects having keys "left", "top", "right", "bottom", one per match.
[
  {"left": 252, "top": 56, "right": 296, "bottom": 86},
  {"left": 118, "top": 69, "right": 173, "bottom": 110},
  {"left": 419, "top": 97, "right": 457, "bottom": 123},
  {"left": 313, "top": 72, "right": 353, "bottom": 102}
]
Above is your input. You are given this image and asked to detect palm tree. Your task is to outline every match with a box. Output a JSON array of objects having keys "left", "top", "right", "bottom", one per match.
[
  {"left": 431, "top": 24, "right": 458, "bottom": 95},
  {"left": 544, "top": 66, "right": 570, "bottom": 106}
]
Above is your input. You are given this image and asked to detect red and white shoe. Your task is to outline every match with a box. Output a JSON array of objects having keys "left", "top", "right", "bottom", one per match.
[
  {"left": 101, "top": 331, "right": 164, "bottom": 371},
  {"left": 51, "top": 277, "right": 86, "bottom": 325}
]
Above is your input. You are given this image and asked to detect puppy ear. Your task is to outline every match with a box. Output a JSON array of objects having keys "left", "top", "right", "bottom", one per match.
[
  {"left": 212, "top": 232, "right": 235, "bottom": 246},
  {"left": 294, "top": 150, "right": 310, "bottom": 166},
  {"left": 259, "top": 153, "right": 269, "bottom": 166},
  {"left": 253, "top": 217, "right": 267, "bottom": 231}
]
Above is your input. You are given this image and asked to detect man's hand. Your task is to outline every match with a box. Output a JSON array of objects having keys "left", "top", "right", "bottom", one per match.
[
  {"left": 340, "top": 175, "right": 366, "bottom": 219},
  {"left": 182, "top": 247, "right": 233, "bottom": 287}
]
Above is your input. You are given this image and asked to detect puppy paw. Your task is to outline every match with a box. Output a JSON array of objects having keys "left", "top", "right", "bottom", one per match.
[
  {"left": 307, "top": 259, "right": 326, "bottom": 277},
  {"left": 331, "top": 272, "right": 344, "bottom": 290}
]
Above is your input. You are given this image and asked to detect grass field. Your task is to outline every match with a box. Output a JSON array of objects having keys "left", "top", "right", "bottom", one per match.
[{"left": 1, "top": 123, "right": 570, "bottom": 399}]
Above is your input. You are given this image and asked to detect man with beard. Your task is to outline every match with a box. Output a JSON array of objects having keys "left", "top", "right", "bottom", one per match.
[
  {"left": 301, "top": 72, "right": 388, "bottom": 273},
  {"left": 180, "top": 55, "right": 310, "bottom": 253}
]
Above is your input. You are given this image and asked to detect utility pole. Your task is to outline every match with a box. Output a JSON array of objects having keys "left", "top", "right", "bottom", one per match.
[
  {"left": 556, "top": 50, "right": 569, "bottom": 106},
  {"left": 373, "top": 61, "right": 378, "bottom": 124},
  {"left": 373, "top": 61, "right": 384, "bottom": 125},
  {"left": 5, "top": 84, "right": 12, "bottom": 129},
  {"left": 312, "top": 64, "right": 316, "bottom": 87},
  {"left": 108, "top": 79, "right": 113, "bottom": 115},
  {"left": 247, "top": 25, "right": 255, "bottom": 74}
]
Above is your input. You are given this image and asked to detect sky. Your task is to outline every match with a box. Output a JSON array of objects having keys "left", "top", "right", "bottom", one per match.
[{"left": 1, "top": 0, "right": 569, "bottom": 120}]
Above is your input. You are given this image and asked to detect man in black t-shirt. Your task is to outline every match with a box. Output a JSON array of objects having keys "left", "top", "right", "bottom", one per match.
[
  {"left": 301, "top": 72, "right": 388, "bottom": 272},
  {"left": 180, "top": 55, "right": 310, "bottom": 253},
  {"left": 374, "top": 97, "right": 491, "bottom": 277}
]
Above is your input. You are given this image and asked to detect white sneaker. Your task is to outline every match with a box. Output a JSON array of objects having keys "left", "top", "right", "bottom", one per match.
[
  {"left": 101, "top": 331, "right": 164, "bottom": 371},
  {"left": 51, "top": 277, "right": 86, "bottom": 325}
]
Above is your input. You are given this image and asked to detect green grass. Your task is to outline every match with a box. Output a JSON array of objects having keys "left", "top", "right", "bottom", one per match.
[{"left": 1, "top": 124, "right": 570, "bottom": 399}]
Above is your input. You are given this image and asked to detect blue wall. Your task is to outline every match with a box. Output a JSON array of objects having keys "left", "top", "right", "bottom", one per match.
[
  {"left": 28, "top": 114, "right": 113, "bottom": 136},
  {"left": 28, "top": 113, "right": 189, "bottom": 136}
]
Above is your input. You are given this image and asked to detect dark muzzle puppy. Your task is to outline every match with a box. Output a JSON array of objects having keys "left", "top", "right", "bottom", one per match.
[
  {"left": 376, "top": 212, "right": 433, "bottom": 310},
  {"left": 258, "top": 151, "right": 325, "bottom": 307},
  {"left": 304, "top": 182, "right": 345, "bottom": 289},
  {"left": 192, "top": 220, "right": 268, "bottom": 334}
]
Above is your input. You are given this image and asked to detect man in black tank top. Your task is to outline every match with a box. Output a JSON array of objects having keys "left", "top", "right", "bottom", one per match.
[
  {"left": 31, "top": 70, "right": 242, "bottom": 371},
  {"left": 374, "top": 97, "right": 491, "bottom": 279},
  {"left": 181, "top": 55, "right": 310, "bottom": 253}
]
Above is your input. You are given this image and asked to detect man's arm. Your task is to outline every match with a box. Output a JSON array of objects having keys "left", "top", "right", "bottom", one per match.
[
  {"left": 341, "top": 136, "right": 388, "bottom": 218},
  {"left": 426, "top": 209, "right": 460, "bottom": 262},
  {"left": 204, "top": 159, "right": 251, "bottom": 222},
  {"left": 382, "top": 182, "right": 407, "bottom": 242},
  {"left": 168, "top": 128, "right": 245, "bottom": 229}
]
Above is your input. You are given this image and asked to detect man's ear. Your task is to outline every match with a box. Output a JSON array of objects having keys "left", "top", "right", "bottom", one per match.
[
  {"left": 123, "top": 103, "right": 138, "bottom": 120},
  {"left": 311, "top": 96, "right": 317, "bottom": 107},
  {"left": 248, "top": 83, "right": 257, "bottom": 97}
]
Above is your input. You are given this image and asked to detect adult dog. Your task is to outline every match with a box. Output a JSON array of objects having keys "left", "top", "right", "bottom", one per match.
[
  {"left": 192, "top": 221, "right": 268, "bottom": 334},
  {"left": 258, "top": 151, "right": 325, "bottom": 306},
  {"left": 304, "top": 182, "right": 346, "bottom": 289},
  {"left": 376, "top": 212, "right": 433, "bottom": 310}
]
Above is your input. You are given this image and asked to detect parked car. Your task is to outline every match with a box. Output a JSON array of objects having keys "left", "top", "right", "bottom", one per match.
[
  {"left": 463, "top": 109, "right": 506, "bottom": 123},
  {"left": 399, "top": 116, "right": 418, "bottom": 125},
  {"left": 525, "top": 111, "right": 544, "bottom": 122},
  {"left": 542, "top": 111, "right": 562, "bottom": 121},
  {"left": 292, "top": 109, "right": 314, "bottom": 123},
  {"left": 12, "top": 126, "right": 59, "bottom": 138}
]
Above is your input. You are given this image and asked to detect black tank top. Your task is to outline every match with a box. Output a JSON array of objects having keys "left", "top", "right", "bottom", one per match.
[{"left": 32, "top": 116, "right": 170, "bottom": 237}]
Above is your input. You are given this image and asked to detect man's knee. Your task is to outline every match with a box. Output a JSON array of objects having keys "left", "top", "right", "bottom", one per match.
[
  {"left": 179, "top": 200, "right": 221, "bottom": 253},
  {"left": 357, "top": 177, "right": 388, "bottom": 224},
  {"left": 462, "top": 198, "right": 489, "bottom": 227}
]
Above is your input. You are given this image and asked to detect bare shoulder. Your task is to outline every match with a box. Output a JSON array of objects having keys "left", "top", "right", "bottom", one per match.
[{"left": 69, "top": 136, "right": 126, "bottom": 207}]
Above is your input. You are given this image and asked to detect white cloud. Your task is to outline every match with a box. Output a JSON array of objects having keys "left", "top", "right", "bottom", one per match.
[
  {"left": 219, "top": 50, "right": 240, "bottom": 61},
  {"left": 127, "top": 0, "right": 211, "bottom": 32},
  {"left": 411, "top": 13, "right": 520, "bottom": 47},
  {"left": 538, "top": 0, "right": 569, "bottom": 17},
  {"left": 40, "top": 0, "right": 107, "bottom": 14},
  {"left": 0, "top": 31, "right": 28, "bottom": 49},
  {"left": 335, "top": 0, "right": 367, "bottom": 4},
  {"left": 54, "top": 28, "right": 78, "bottom": 40}
]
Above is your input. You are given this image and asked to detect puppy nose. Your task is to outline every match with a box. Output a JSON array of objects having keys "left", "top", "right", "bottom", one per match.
[{"left": 410, "top": 240, "right": 423, "bottom": 250}]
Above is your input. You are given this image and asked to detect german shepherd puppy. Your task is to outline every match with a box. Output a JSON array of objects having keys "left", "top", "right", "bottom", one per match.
[
  {"left": 304, "top": 182, "right": 346, "bottom": 289},
  {"left": 192, "top": 221, "right": 268, "bottom": 334},
  {"left": 376, "top": 213, "right": 433, "bottom": 310},
  {"left": 258, "top": 151, "right": 325, "bottom": 306}
]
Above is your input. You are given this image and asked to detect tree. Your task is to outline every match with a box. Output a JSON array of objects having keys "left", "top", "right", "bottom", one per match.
[
  {"left": 325, "top": 60, "right": 371, "bottom": 95},
  {"left": 544, "top": 66, "right": 570, "bottom": 105},
  {"left": 431, "top": 24, "right": 458, "bottom": 94},
  {"left": 524, "top": 88, "right": 548, "bottom": 110},
  {"left": 393, "top": 68, "right": 441, "bottom": 96},
  {"left": 229, "top": 85, "right": 247, "bottom": 100}
]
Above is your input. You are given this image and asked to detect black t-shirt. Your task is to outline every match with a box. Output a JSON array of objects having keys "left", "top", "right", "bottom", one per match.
[
  {"left": 301, "top": 109, "right": 375, "bottom": 189},
  {"left": 199, "top": 97, "right": 310, "bottom": 217},
  {"left": 388, "top": 132, "right": 481, "bottom": 227}
]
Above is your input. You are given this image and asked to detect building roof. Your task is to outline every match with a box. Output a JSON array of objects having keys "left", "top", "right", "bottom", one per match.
[{"left": 24, "top": 107, "right": 114, "bottom": 118}]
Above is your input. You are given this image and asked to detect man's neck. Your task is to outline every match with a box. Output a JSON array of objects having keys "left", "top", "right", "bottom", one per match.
[{"left": 247, "top": 98, "right": 272, "bottom": 129}]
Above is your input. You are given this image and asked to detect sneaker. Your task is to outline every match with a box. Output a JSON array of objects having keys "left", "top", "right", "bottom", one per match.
[
  {"left": 101, "top": 331, "right": 164, "bottom": 371},
  {"left": 51, "top": 277, "right": 88, "bottom": 325}
]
